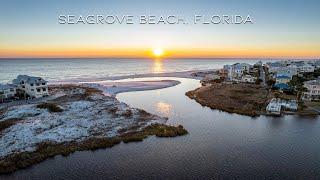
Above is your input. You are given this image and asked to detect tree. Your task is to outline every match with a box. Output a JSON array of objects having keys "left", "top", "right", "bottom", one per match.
[
  {"left": 255, "top": 79, "right": 262, "bottom": 85},
  {"left": 288, "top": 75, "right": 303, "bottom": 89},
  {"left": 267, "top": 79, "right": 276, "bottom": 86},
  {"left": 296, "top": 86, "right": 308, "bottom": 100}
]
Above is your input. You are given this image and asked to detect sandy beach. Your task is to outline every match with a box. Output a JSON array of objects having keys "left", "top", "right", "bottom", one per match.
[
  {"left": 85, "top": 79, "right": 181, "bottom": 96},
  {"left": 50, "top": 69, "right": 216, "bottom": 84},
  {"left": 0, "top": 84, "right": 188, "bottom": 173}
]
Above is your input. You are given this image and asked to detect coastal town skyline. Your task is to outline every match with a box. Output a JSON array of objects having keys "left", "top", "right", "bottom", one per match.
[{"left": 1, "top": 0, "right": 320, "bottom": 58}]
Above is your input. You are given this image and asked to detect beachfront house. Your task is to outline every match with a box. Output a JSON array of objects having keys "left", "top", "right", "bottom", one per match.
[
  {"left": 267, "top": 62, "right": 287, "bottom": 74},
  {"left": 241, "top": 75, "right": 256, "bottom": 83},
  {"left": 294, "top": 62, "right": 315, "bottom": 73},
  {"left": 0, "top": 84, "right": 16, "bottom": 100},
  {"left": 234, "top": 63, "right": 251, "bottom": 75},
  {"left": 218, "top": 69, "right": 228, "bottom": 80},
  {"left": 13, "top": 75, "right": 49, "bottom": 98},
  {"left": 302, "top": 78, "right": 320, "bottom": 101},
  {"left": 223, "top": 65, "right": 234, "bottom": 81},
  {"left": 266, "top": 98, "right": 298, "bottom": 115},
  {"left": 314, "top": 60, "right": 320, "bottom": 69},
  {"left": 275, "top": 65, "right": 298, "bottom": 78},
  {"left": 223, "top": 63, "right": 251, "bottom": 81},
  {"left": 266, "top": 99, "right": 282, "bottom": 115}
]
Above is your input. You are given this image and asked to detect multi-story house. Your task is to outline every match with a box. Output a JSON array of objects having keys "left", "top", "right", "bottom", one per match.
[
  {"left": 0, "top": 84, "right": 16, "bottom": 99},
  {"left": 13, "top": 75, "right": 49, "bottom": 98},
  {"left": 303, "top": 78, "right": 320, "bottom": 101}
]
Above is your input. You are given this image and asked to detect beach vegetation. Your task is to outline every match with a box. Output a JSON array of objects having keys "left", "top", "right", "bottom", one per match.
[
  {"left": 0, "top": 124, "right": 187, "bottom": 174},
  {"left": 37, "top": 103, "right": 63, "bottom": 112}
]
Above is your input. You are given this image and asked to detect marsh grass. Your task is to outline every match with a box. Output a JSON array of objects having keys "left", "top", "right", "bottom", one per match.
[
  {"left": 37, "top": 103, "right": 63, "bottom": 113},
  {"left": 0, "top": 124, "right": 188, "bottom": 174}
]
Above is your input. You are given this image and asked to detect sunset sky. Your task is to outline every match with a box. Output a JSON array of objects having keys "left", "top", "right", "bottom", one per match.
[{"left": 0, "top": 0, "right": 320, "bottom": 58}]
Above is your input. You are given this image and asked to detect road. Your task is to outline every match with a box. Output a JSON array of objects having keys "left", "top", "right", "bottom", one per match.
[{"left": 259, "top": 66, "right": 267, "bottom": 86}]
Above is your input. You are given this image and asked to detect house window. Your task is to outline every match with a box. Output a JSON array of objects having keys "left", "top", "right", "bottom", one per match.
[
  {"left": 37, "top": 89, "right": 41, "bottom": 92},
  {"left": 10, "top": 89, "right": 14, "bottom": 92},
  {"left": 22, "top": 85, "right": 25, "bottom": 88},
  {"left": 30, "top": 84, "right": 34, "bottom": 86},
  {"left": 31, "top": 89, "right": 34, "bottom": 91},
  {"left": 42, "top": 83, "right": 46, "bottom": 85},
  {"left": 43, "top": 88, "right": 46, "bottom": 91},
  {"left": 36, "top": 83, "right": 40, "bottom": 86}
]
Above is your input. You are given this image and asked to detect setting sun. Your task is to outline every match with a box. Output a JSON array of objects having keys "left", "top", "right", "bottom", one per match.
[{"left": 153, "top": 48, "right": 164, "bottom": 57}]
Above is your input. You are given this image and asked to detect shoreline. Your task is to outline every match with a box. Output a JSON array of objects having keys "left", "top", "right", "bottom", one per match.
[
  {"left": 186, "top": 82, "right": 320, "bottom": 117},
  {"left": 49, "top": 69, "right": 215, "bottom": 85},
  {"left": 0, "top": 84, "right": 188, "bottom": 174},
  {"left": 85, "top": 79, "right": 181, "bottom": 96},
  {"left": 186, "top": 83, "right": 269, "bottom": 117}
]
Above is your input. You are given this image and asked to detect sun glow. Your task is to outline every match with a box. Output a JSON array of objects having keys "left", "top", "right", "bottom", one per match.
[{"left": 153, "top": 48, "right": 164, "bottom": 57}]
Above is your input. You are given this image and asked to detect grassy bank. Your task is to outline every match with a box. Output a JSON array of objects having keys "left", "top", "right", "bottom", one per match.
[{"left": 186, "top": 83, "right": 271, "bottom": 117}]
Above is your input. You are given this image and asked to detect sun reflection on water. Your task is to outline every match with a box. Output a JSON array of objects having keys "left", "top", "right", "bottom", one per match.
[
  {"left": 156, "top": 101, "right": 172, "bottom": 117},
  {"left": 152, "top": 59, "right": 164, "bottom": 74}
]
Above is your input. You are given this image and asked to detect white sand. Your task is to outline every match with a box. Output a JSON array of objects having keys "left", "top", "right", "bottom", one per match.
[
  {"left": 85, "top": 80, "right": 180, "bottom": 96},
  {"left": 50, "top": 69, "right": 216, "bottom": 84},
  {"left": 0, "top": 91, "right": 166, "bottom": 158}
]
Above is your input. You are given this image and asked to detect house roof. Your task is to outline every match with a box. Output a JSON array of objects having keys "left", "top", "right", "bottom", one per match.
[
  {"left": 304, "top": 79, "right": 320, "bottom": 86},
  {"left": 13, "top": 75, "right": 47, "bottom": 84},
  {"left": 267, "top": 62, "right": 283, "bottom": 68},
  {"left": 274, "top": 83, "right": 290, "bottom": 90},
  {"left": 0, "top": 84, "right": 16, "bottom": 90},
  {"left": 276, "top": 75, "right": 291, "bottom": 79}
]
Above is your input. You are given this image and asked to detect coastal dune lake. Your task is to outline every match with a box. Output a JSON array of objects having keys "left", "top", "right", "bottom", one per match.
[{"left": 3, "top": 77, "right": 320, "bottom": 179}]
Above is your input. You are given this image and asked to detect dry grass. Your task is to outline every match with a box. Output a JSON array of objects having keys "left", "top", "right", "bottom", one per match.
[
  {"left": 37, "top": 103, "right": 63, "bottom": 113},
  {"left": 186, "top": 83, "right": 270, "bottom": 116},
  {"left": 0, "top": 119, "right": 21, "bottom": 134}
]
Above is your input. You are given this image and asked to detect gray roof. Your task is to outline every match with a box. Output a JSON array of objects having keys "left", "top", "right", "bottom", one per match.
[
  {"left": 267, "top": 62, "right": 283, "bottom": 67},
  {"left": 304, "top": 79, "right": 320, "bottom": 86},
  {"left": 13, "top": 75, "right": 47, "bottom": 85},
  {"left": 0, "top": 84, "right": 16, "bottom": 90}
]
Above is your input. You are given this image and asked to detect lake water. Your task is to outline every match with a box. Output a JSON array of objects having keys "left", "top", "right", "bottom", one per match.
[
  {"left": 3, "top": 77, "right": 320, "bottom": 180},
  {"left": 0, "top": 58, "right": 271, "bottom": 83}
]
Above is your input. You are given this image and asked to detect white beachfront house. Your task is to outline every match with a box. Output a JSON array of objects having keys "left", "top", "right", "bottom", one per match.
[
  {"left": 302, "top": 78, "right": 320, "bottom": 101},
  {"left": 241, "top": 75, "right": 257, "bottom": 83},
  {"left": 275, "top": 65, "right": 298, "bottom": 78},
  {"left": 0, "top": 84, "right": 16, "bottom": 99},
  {"left": 314, "top": 60, "right": 320, "bottom": 69},
  {"left": 266, "top": 99, "right": 282, "bottom": 115},
  {"left": 223, "top": 63, "right": 251, "bottom": 81},
  {"left": 266, "top": 98, "right": 298, "bottom": 115},
  {"left": 223, "top": 65, "right": 234, "bottom": 81},
  {"left": 13, "top": 75, "right": 49, "bottom": 98},
  {"left": 295, "top": 62, "right": 315, "bottom": 73},
  {"left": 266, "top": 62, "right": 287, "bottom": 74},
  {"left": 234, "top": 63, "right": 251, "bottom": 76}
]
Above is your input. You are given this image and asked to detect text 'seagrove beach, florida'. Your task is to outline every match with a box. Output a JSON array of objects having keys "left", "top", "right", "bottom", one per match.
[{"left": 1, "top": 0, "right": 320, "bottom": 179}]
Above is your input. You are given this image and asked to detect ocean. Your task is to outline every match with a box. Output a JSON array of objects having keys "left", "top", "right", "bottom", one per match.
[{"left": 0, "top": 58, "right": 271, "bottom": 83}]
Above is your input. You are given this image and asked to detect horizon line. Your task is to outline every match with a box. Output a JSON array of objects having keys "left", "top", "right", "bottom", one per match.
[{"left": 0, "top": 57, "right": 319, "bottom": 60}]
